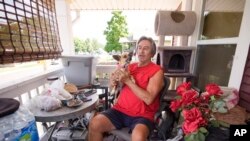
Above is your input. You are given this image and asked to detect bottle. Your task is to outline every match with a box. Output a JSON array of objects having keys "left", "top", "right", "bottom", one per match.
[
  {"left": 47, "top": 76, "right": 59, "bottom": 85},
  {"left": 0, "top": 132, "right": 4, "bottom": 141},
  {"left": 13, "top": 106, "right": 39, "bottom": 141},
  {"left": 0, "top": 114, "right": 15, "bottom": 141}
]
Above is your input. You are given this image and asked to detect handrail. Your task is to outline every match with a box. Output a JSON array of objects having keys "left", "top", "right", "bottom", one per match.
[
  {"left": 0, "top": 64, "right": 115, "bottom": 104},
  {"left": 0, "top": 66, "right": 64, "bottom": 104}
]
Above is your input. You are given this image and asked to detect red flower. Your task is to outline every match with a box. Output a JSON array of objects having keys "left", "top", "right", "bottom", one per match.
[
  {"left": 182, "top": 120, "right": 199, "bottom": 134},
  {"left": 205, "top": 83, "right": 223, "bottom": 97},
  {"left": 182, "top": 107, "right": 206, "bottom": 134},
  {"left": 181, "top": 90, "right": 199, "bottom": 107},
  {"left": 172, "top": 82, "right": 224, "bottom": 140},
  {"left": 176, "top": 82, "right": 191, "bottom": 96},
  {"left": 170, "top": 100, "right": 182, "bottom": 112}
]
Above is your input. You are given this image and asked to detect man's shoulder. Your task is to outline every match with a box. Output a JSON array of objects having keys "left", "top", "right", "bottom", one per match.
[
  {"left": 129, "top": 62, "right": 138, "bottom": 68},
  {"left": 150, "top": 62, "right": 162, "bottom": 70}
]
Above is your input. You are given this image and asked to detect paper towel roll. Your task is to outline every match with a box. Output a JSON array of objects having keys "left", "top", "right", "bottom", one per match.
[{"left": 155, "top": 11, "right": 196, "bottom": 36}]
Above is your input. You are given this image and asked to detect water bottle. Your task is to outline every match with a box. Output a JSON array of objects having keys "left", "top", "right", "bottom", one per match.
[
  {"left": 0, "top": 105, "right": 39, "bottom": 141},
  {"left": 0, "top": 132, "right": 4, "bottom": 141},
  {"left": 13, "top": 106, "right": 39, "bottom": 141},
  {"left": 0, "top": 114, "right": 16, "bottom": 141}
]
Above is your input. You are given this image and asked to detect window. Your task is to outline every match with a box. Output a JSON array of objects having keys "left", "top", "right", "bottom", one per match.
[
  {"left": 195, "top": 44, "right": 236, "bottom": 89},
  {"left": 0, "top": 0, "right": 62, "bottom": 64},
  {"left": 200, "top": 0, "right": 245, "bottom": 40}
]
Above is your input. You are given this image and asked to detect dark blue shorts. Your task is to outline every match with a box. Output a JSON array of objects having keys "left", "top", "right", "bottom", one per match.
[{"left": 101, "top": 108, "right": 154, "bottom": 132}]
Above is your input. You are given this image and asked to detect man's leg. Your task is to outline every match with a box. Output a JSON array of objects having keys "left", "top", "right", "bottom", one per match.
[
  {"left": 131, "top": 123, "right": 150, "bottom": 141},
  {"left": 88, "top": 114, "right": 116, "bottom": 141}
]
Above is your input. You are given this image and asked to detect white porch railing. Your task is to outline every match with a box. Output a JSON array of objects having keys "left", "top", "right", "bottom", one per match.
[
  {"left": 0, "top": 67, "right": 64, "bottom": 104},
  {"left": 0, "top": 64, "right": 115, "bottom": 103}
]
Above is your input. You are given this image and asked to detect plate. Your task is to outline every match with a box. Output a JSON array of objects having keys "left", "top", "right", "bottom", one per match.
[{"left": 66, "top": 99, "right": 83, "bottom": 107}]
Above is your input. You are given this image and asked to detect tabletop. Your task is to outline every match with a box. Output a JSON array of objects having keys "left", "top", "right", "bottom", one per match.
[{"left": 28, "top": 92, "right": 99, "bottom": 122}]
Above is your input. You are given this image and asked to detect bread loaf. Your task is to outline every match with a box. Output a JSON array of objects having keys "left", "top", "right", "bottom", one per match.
[{"left": 64, "top": 83, "right": 78, "bottom": 94}]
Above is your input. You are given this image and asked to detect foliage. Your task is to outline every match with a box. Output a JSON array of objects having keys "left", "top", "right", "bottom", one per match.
[
  {"left": 104, "top": 11, "right": 129, "bottom": 53},
  {"left": 170, "top": 82, "right": 228, "bottom": 141},
  {"left": 73, "top": 37, "right": 103, "bottom": 54}
]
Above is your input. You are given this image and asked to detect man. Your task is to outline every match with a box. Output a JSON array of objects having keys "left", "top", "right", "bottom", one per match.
[{"left": 88, "top": 36, "right": 164, "bottom": 141}]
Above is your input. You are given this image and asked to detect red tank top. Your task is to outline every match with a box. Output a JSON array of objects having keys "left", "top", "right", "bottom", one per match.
[{"left": 113, "top": 62, "right": 162, "bottom": 121}]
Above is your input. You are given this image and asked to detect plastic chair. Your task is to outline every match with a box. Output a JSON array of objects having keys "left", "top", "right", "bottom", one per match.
[{"left": 110, "top": 76, "right": 175, "bottom": 141}]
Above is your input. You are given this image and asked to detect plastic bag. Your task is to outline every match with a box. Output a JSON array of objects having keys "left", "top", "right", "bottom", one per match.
[
  {"left": 45, "top": 79, "right": 73, "bottom": 100},
  {"left": 220, "top": 86, "right": 239, "bottom": 110},
  {"left": 31, "top": 79, "right": 73, "bottom": 111},
  {"left": 32, "top": 95, "right": 62, "bottom": 111}
]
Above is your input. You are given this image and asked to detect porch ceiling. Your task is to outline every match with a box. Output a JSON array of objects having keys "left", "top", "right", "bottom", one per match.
[
  {"left": 68, "top": 0, "right": 245, "bottom": 11},
  {"left": 68, "top": 0, "right": 182, "bottom": 10}
]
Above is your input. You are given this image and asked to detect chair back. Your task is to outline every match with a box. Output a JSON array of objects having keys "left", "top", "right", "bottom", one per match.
[
  {"left": 158, "top": 76, "right": 171, "bottom": 112},
  {"left": 153, "top": 76, "right": 175, "bottom": 140}
]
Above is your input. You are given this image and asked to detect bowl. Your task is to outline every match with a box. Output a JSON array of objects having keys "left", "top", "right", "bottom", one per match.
[
  {"left": 66, "top": 99, "right": 83, "bottom": 107},
  {"left": 61, "top": 99, "right": 72, "bottom": 106}
]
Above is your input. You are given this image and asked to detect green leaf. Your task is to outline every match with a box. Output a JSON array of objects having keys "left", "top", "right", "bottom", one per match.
[
  {"left": 199, "top": 127, "right": 208, "bottom": 133},
  {"left": 184, "top": 134, "right": 195, "bottom": 141},
  {"left": 218, "top": 121, "right": 230, "bottom": 128},
  {"left": 197, "top": 132, "right": 206, "bottom": 141},
  {"left": 210, "top": 120, "right": 220, "bottom": 127},
  {"left": 210, "top": 95, "right": 216, "bottom": 101}
]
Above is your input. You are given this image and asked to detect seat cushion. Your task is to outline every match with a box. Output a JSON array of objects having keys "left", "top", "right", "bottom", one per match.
[{"left": 110, "top": 127, "right": 131, "bottom": 141}]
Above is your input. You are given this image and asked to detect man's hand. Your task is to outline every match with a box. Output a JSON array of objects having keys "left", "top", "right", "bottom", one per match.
[
  {"left": 110, "top": 72, "right": 119, "bottom": 87},
  {"left": 115, "top": 68, "right": 131, "bottom": 84}
]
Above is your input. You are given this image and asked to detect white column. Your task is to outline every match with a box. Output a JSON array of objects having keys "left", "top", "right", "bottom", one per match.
[
  {"left": 228, "top": 0, "right": 250, "bottom": 89},
  {"left": 189, "top": 0, "right": 205, "bottom": 75},
  {"left": 55, "top": 0, "right": 74, "bottom": 55},
  {"left": 178, "top": 0, "right": 193, "bottom": 46},
  {"left": 158, "top": 35, "right": 165, "bottom": 46}
]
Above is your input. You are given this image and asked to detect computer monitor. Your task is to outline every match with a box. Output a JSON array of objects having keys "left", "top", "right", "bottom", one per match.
[{"left": 61, "top": 55, "right": 97, "bottom": 87}]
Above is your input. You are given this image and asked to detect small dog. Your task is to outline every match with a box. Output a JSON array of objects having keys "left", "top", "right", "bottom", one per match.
[{"left": 110, "top": 51, "right": 134, "bottom": 101}]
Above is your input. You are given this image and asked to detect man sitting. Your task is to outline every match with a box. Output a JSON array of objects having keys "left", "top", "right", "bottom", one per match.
[{"left": 88, "top": 36, "right": 164, "bottom": 141}]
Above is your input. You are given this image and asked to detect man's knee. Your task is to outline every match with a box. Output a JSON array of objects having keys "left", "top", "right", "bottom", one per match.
[
  {"left": 89, "top": 115, "right": 103, "bottom": 131},
  {"left": 131, "top": 124, "right": 149, "bottom": 141}
]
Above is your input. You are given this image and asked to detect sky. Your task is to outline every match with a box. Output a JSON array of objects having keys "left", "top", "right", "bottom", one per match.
[{"left": 71, "top": 10, "right": 158, "bottom": 45}]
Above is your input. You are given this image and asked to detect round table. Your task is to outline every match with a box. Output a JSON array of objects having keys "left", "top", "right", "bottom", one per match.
[{"left": 28, "top": 93, "right": 99, "bottom": 122}]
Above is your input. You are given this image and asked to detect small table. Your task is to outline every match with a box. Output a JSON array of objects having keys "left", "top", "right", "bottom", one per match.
[
  {"left": 28, "top": 93, "right": 98, "bottom": 122},
  {"left": 28, "top": 92, "right": 99, "bottom": 140}
]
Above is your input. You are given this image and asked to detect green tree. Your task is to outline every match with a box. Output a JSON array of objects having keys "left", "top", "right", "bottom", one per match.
[
  {"left": 104, "top": 11, "right": 128, "bottom": 53},
  {"left": 83, "top": 38, "right": 91, "bottom": 52},
  {"left": 74, "top": 37, "right": 84, "bottom": 53},
  {"left": 73, "top": 38, "right": 103, "bottom": 54},
  {"left": 91, "top": 39, "right": 101, "bottom": 51}
]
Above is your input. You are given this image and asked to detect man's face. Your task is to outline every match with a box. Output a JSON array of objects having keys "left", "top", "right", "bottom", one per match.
[{"left": 136, "top": 40, "right": 153, "bottom": 62}]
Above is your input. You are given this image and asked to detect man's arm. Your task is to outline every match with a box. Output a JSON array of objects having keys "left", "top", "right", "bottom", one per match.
[{"left": 116, "top": 68, "right": 164, "bottom": 105}]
